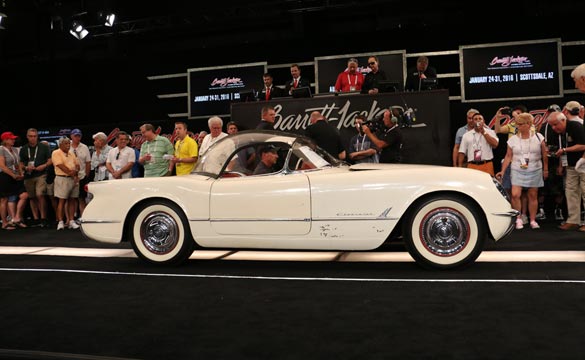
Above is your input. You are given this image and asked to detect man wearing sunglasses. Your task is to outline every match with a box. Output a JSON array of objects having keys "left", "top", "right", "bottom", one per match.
[
  {"left": 106, "top": 131, "right": 136, "bottom": 180},
  {"left": 361, "top": 56, "right": 388, "bottom": 95}
]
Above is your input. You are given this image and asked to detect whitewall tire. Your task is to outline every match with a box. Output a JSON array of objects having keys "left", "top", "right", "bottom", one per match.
[
  {"left": 129, "top": 201, "right": 194, "bottom": 265},
  {"left": 403, "top": 195, "right": 486, "bottom": 269}
]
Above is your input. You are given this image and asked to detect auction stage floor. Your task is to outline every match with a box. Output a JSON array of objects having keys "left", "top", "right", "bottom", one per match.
[{"left": 1, "top": 220, "right": 584, "bottom": 360}]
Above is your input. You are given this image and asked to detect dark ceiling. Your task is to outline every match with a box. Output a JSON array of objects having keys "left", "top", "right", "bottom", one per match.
[
  {"left": 1, "top": 0, "right": 584, "bottom": 132},
  {"left": 3, "top": 0, "right": 585, "bottom": 68}
]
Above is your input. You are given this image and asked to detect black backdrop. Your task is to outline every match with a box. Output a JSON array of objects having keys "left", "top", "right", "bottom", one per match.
[{"left": 231, "top": 90, "right": 451, "bottom": 166}]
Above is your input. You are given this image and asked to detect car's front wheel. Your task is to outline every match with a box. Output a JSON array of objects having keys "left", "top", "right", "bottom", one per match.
[
  {"left": 129, "top": 201, "right": 194, "bottom": 265},
  {"left": 403, "top": 195, "right": 486, "bottom": 269}
]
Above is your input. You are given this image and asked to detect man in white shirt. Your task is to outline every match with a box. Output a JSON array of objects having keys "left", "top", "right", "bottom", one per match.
[
  {"left": 458, "top": 113, "right": 499, "bottom": 175},
  {"left": 106, "top": 131, "right": 136, "bottom": 180},
  {"left": 199, "top": 116, "right": 228, "bottom": 156}
]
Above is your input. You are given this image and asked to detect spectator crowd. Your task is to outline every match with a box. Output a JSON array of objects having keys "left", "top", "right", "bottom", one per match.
[{"left": 1, "top": 62, "right": 585, "bottom": 232}]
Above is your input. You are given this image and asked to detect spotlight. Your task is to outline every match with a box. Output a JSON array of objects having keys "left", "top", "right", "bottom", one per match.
[
  {"left": 69, "top": 20, "right": 89, "bottom": 40},
  {"left": 0, "top": 12, "right": 6, "bottom": 30},
  {"left": 104, "top": 13, "right": 115, "bottom": 27}
]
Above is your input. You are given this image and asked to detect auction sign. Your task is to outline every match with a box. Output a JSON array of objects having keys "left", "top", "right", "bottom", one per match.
[
  {"left": 188, "top": 62, "right": 267, "bottom": 119},
  {"left": 460, "top": 38, "right": 563, "bottom": 102}
]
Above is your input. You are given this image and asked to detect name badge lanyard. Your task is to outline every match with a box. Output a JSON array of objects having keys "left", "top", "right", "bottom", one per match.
[
  {"left": 347, "top": 74, "right": 356, "bottom": 88},
  {"left": 28, "top": 145, "right": 38, "bottom": 163}
]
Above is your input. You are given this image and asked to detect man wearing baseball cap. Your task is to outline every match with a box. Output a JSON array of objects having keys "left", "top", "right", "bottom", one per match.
[
  {"left": 452, "top": 108, "right": 480, "bottom": 167},
  {"left": 69, "top": 129, "right": 91, "bottom": 219},
  {"left": 564, "top": 101, "right": 584, "bottom": 124}
]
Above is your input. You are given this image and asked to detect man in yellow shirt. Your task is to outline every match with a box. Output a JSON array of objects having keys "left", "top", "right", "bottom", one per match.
[{"left": 169, "top": 122, "right": 198, "bottom": 175}]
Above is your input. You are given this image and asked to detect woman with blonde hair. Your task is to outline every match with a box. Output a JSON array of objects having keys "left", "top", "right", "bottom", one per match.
[{"left": 496, "top": 113, "right": 548, "bottom": 229}]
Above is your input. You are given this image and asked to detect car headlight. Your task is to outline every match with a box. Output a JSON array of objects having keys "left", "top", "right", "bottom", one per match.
[{"left": 492, "top": 176, "right": 510, "bottom": 202}]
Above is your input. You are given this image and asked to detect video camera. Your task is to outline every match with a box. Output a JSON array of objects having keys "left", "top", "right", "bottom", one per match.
[
  {"left": 547, "top": 104, "right": 562, "bottom": 113},
  {"left": 364, "top": 114, "right": 385, "bottom": 132}
]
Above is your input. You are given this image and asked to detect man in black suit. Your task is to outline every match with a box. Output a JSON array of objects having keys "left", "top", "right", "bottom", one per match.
[
  {"left": 404, "top": 56, "right": 438, "bottom": 91},
  {"left": 304, "top": 111, "right": 346, "bottom": 160},
  {"left": 258, "top": 73, "right": 285, "bottom": 101},
  {"left": 284, "top": 64, "right": 311, "bottom": 96}
]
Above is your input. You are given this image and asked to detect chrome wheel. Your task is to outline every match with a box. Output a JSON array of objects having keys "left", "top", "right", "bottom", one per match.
[
  {"left": 130, "top": 201, "right": 194, "bottom": 265},
  {"left": 140, "top": 211, "right": 179, "bottom": 255},
  {"left": 419, "top": 207, "right": 470, "bottom": 257}
]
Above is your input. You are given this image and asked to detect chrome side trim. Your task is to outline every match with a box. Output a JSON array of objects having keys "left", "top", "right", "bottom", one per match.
[
  {"left": 314, "top": 217, "right": 398, "bottom": 221},
  {"left": 493, "top": 210, "right": 520, "bottom": 217},
  {"left": 210, "top": 218, "right": 311, "bottom": 222},
  {"left": 208, "top": 217, "right": 396, "bottom": 223},
  {"left": 78, "top": 219, "right": 121, "bottom": 224}
]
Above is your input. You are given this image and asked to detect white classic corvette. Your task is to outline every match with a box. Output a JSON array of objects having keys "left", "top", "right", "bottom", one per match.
[{"left": 81, "top": 130, "right": 518, "bottom": 269}]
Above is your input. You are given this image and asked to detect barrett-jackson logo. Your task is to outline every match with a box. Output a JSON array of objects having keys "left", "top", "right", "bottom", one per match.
[
  {"left": 210, "top": 77, "right": 244, "bottom": 89},
  {"left": 489, "top": 56, "right": 532, "bottom": 68},
  {"left": 272, "top": 100, "right": 389, "bottom": 132}
]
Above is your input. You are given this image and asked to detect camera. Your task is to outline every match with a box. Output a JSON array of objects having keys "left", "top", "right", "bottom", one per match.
[
  {"left": 547, "top": 145, "right": 558, "bottom": 157},
  {"left": 500, "top": 107, "right": 511, "bottom": 115},
  {"left": 547, "top": 104, "right": 562, "bottom": 113},
  {"left": 364, "top": 114, "right": 385, "bottom": 132}
]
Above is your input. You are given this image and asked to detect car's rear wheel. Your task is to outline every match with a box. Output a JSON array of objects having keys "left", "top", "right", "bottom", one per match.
[
  {"left": 403, "top": 195, "right": 486, "bottom": 269},
  {"left": 129, "top": 201, "right": 194, "bottom": 265}
]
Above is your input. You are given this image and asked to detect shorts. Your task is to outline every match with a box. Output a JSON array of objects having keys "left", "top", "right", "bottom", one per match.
[
  {"left": 0, "top": 172, "right": 17, "bottom": 197},
  {"left": 54, "top": 176, "right": 79, "bottom": 200},
  {"left": 24, "top": 174, "right": 47, "bottom": 197},
  {"left": 7, "top": 180, "right": 26, "bottom": 202},
  {"left": 46, "top": 183, "right": 54, "bottom": 197}
]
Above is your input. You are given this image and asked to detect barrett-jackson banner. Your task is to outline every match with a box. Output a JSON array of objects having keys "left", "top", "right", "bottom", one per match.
[{"left": 231, "top": 90, "right": 451, "bottom": 166}]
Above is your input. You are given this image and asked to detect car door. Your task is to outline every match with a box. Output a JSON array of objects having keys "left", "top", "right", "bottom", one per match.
[{"left": 209, "top": 171, "right": 311, "bottom": 235}]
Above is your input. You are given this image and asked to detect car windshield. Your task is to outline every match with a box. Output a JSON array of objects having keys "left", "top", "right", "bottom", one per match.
[{"left": 193, "top": 130, "right": 341, "bottom": 177}]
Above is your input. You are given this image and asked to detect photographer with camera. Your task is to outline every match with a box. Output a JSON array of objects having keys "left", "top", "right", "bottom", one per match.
[
  {"left": 458, "top": 113, "right": 499, "bottom": 176},
  {"left": 540, "top": 104, "right": 566, "bottom": 222},
  {"left": 362, "top": 109, "right": 402, "bottom": 163},
  {"left": 545, "top": 111, "right": 585, "bottom": 231}
]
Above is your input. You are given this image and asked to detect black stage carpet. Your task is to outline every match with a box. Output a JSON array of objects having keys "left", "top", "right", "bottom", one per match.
[{"left": 1, "top": 221, "right": 584, "bottom": 359}]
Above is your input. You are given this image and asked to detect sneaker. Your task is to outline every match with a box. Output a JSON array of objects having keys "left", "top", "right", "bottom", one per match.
[
  {"left": 68, "top": 220, "right": 80, "bottom": 230},
  {"left": 57, "top": 221, "right": 65, "bottom": 230},
  {"left": 30, "top": 219, "right": 41, "bottom": 228},
  {"left": 521, "top": 214, "right": 529, "bottom": 225},
  {"left": 515, "top": 218, "right": 524, "bottom": 230},
  {"left": 555, "top": 208, "right": 564, "bottom": 221},
  {"left": 535, "top": 208, "right": 546, "bottom": 220},
  {"left": 530, "top": 221, "right": 540, "bottom": 229}
]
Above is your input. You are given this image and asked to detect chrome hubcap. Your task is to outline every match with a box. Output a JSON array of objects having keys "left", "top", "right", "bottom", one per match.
[
  {"left": 420, "top": 207, "right": 469, "bottom": 256},
  {"left": 140, "top": 211, "right": 179, "bottom": 254}
]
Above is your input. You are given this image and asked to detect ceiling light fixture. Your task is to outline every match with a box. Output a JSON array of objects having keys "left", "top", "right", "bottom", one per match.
[
  {"left": 104, "top": 13, "right": 116, "bottom": 27},
  {"left": 0, "top": 12, "right": 7, "bottom": 30},
  {"left": 69, "top": 20, "right": 89, "bottom": 40}
]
